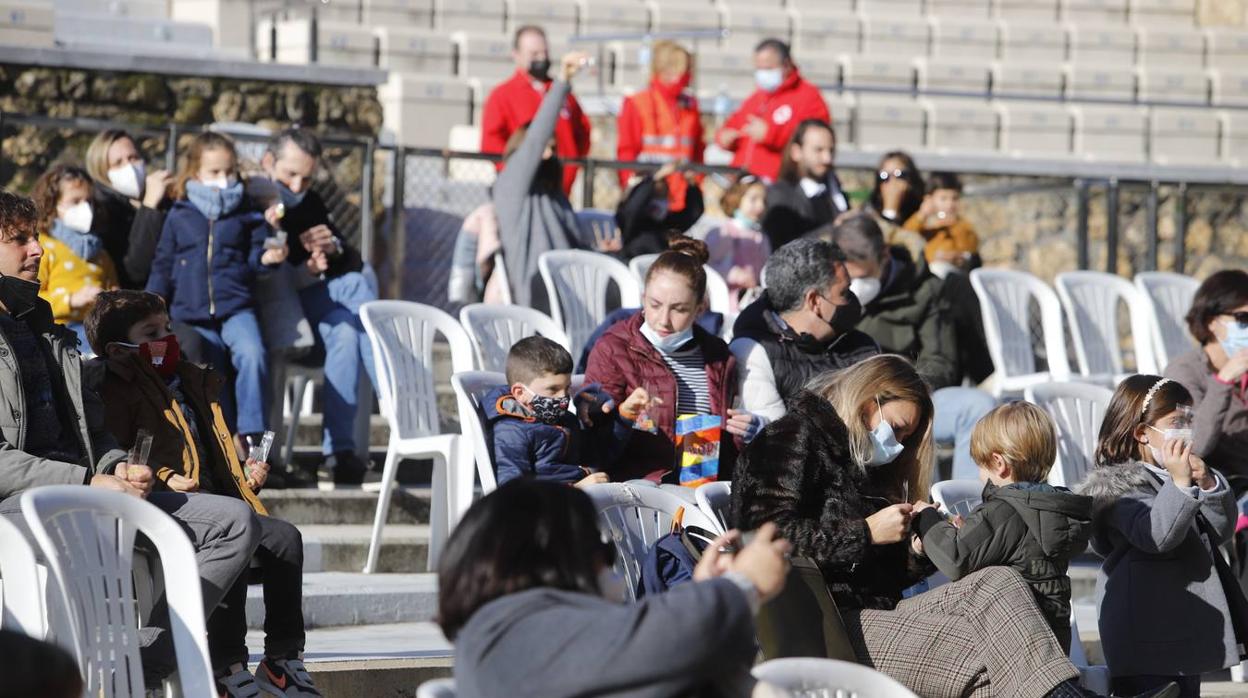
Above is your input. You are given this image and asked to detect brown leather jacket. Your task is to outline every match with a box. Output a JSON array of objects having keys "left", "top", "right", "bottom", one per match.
[{"left": 88, "top": 353, "right": 266, "bottom": 514}]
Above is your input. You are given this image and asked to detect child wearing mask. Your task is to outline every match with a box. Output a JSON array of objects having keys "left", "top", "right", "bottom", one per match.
[
  {"left": 1078, "top": 375, "right": 1239, "bottom": 698},
  {"left": 145, "top": 131, "right": 287, "bottom": 447},
  {"left": 487, "top": 336, "right": 649, "bottom": 486},
  {"left": 705, "top": 174, "right": 771, "bottom": 311},
  {"left": 33, "top": 164, "right": 119, "bottom": 351}
]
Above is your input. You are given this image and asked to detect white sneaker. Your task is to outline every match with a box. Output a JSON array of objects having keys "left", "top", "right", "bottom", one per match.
[
  {"left": 255, "top": 657, "right": 322, "bottom": 698},
  {"left": 215, "top": 666, "right": 262, "bottom": 698}
]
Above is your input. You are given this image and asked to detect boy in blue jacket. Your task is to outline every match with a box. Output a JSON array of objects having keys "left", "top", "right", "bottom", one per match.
[{"left": 486, "top": 336, "right": 648, "bottom": 486}]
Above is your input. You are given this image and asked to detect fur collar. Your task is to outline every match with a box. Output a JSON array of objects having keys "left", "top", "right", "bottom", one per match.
[{"left": 1076, "top": 462, "right": 1157, "bottom": 511}]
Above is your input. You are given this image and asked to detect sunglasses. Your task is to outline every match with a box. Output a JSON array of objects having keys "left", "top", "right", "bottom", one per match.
[
  {"left": 1225, "top": 311, "right": 1248, "bottom": 329},
  {"left": 878, "top": 168, "right": 914, "bottom": 182}
]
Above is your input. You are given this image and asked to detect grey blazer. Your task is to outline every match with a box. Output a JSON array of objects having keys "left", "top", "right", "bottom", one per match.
[{"left": 1079, "top": 461, "right": 1239, "bottom": 678}]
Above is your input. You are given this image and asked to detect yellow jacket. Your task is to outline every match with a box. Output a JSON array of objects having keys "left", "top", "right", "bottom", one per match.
[
  {"left": 902, "top": 212, "right": 980, "bottom": 264},
  {"left": 37, "top": 234, "right": 119, "bottom": 324}
]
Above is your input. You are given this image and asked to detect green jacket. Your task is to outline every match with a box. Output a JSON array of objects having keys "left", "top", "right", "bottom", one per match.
[
  {"left": 0, "top": 298, "right": 126, "bottom": 501},
  {"left": 855, "top": 246, "right": 958, "bottom": 389},
  {"left": 916, "top": 481, "right": 1092, "bottom": 653}
]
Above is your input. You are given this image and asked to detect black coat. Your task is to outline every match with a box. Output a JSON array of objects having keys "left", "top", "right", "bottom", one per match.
[
  {"left": 731, "top": 390, "right": 933, "bottom": 610},
  {"left": 615, "top": 174, "right": 704, "bottom": 259},
  {"left": 761, "top": 173, "right": 849, "bottom": 250},
  {"left": 915, "top": 481, "right": 1092, "bottom": 653},
  {"left": 278, "top": 188, "right": 364, "bottom": 279},
  {"left": 92, "top": 184, "right": 167, "bottom": 290}
]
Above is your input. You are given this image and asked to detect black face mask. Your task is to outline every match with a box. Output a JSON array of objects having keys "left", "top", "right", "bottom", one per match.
[
  {"left": 0, "top": 271, "right": 41, "bottom": 319},
  {"left": 793, "top": 289, "right": 863, "bottom": 354},
  {"left": 528, "top": 58, "right": 551, "bottom": 80}
]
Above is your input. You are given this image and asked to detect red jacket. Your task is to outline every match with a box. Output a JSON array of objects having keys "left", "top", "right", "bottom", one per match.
[
  {"left": 481, "top": 69, "right": 592, "bottom": 195},
  {"left": 584, "top": 312, "right": 739, "bottom": 482},
  {"left": 616, "top": 79, "right": 705, "bottom": 196},
  {"left": 714, "top": 69, "right": 830, "bottom": 182}
]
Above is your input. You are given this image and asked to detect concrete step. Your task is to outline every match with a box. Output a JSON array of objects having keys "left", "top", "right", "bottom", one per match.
[
  {"left": 300, "top": 524, "right": 429, "bottom": 574},
  {"left": 246, "top": 572, "right": 437, "bottom": 630},
  {"left": 259, "top": 487, "right": 432, "bottom": 526}
]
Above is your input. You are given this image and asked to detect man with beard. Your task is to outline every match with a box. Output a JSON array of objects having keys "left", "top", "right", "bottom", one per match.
[{"left": 761, "top": 119, "right": 849, "bottom": 250}]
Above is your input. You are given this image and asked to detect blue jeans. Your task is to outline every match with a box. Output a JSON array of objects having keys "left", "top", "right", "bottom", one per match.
[
  {"left": 65, "top": 321, "right": 91, "bottom": 355},
  {"left": 192, "top": 309, "right": 269, "bottom": 435},
  {"left": 932, "top": 386, "right": 998, "bottom": 481},
  {"left": 298, "top": 268, "right": 379, "bottom": 454}
]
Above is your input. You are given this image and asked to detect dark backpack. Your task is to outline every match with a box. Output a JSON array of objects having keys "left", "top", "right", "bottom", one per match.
[{"left": 635, "top": 525, "right": 715, "bottom": 599}]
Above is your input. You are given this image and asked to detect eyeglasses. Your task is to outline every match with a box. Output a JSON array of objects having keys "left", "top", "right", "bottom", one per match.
[
  {"left": 878, "top": 168, "right": 914, "bottom": 183},
  {"left": 1224, "top": 311, "right": 1248, "bottom": 329}
]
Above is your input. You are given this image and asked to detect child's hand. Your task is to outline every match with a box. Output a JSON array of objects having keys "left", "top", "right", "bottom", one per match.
[
  {"left": 911, "top": 533, "right": 925, "bottom": 556},
  {"left": 245, "top": 457, "right": 269, "bottom": 491},
  {"left": 951, "top": 514, "right": 966, "bottom": 529},
  {"left": 1189, "top": 453, "right": 1215, "bottom": 490},
  {"left": 726, "top": 409, "right": 764, "bottom": 443},
  {"left": 1161, "top": 436, "right": 1194, "bottom": 488},
  {"left": 306, "top": 249, "right": 330, "bottom": 275},
  {"left": 166, "top": 474, "right": 199, "bottom": 493},
  {"left": 261, "top": 244, "right": 289, "bottom": 266},
  {"left": 70, "top": 285, "right": 102, "bottom": 310},
  {"left": 574, "top": 471, "right": 609, "bottom": 489},
  {"left": 115, "top": 462, "right": 154, "bottom": 498},
  {"left": 619, "top": 387, "right": 651, "bottom": 422},
  {"left": 143, "top": 169, "right": 173, "bottom": 208},
  {"left": 264, "top": 204, "right": 284, "bottom": 229},
  {"left": 912, "top": 500, "right": 936, "bottom": 514}
]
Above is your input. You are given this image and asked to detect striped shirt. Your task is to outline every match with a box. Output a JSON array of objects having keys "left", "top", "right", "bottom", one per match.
[{"left": 657, "top": 342, "right": 712, "bottom": 415}]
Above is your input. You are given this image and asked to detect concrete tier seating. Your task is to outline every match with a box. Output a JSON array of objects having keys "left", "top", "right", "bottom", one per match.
[
  {"left": 792, "top": 10, "right": 859, "bottom": 54},
  {"left": 841, "top": 54, "right": 915, "bottom": 91},
  {"left": 859, "top": 0, "right": 923, "bottom": 16},
  {"left": 380, "top": 73, "right": 478, "bottom": 149},
  {"left": 650, "top": 0, "right": 724, "bottom": 35},
  {"left": 0, "top": 1, "right": 53, "bottom": 47},
  {"left": 376, "top": 26, "right": 457, "bottom": 76},
  {"left": 1150, "top": 107, "right": 1220, "bottom": 166},
  {"left": 927, "top": 0, "right": 993, "bottom": 18},
  {"left": 455, "top": 31, "right": 517, "bottom": 84},
  {"left": 1136, "top": 27, "right": 1205, "bottom": 69},
  {"left": 1129, "top": 0, "right": 1198, "bottom": 28},
  {"left": 435, "top": 0, "right": 505, "bottom": 33},
  {"left": 583, "top": 1, "right": 651, "bottom": 37},
  {"left": 856, "top": 95, "right": 926, "bottom": 151},
  {"left": 1072, "top": 105, "right": 1148, "bottom": 162},
  {"left": 1223, "top": 110, "right": 1248, "bottom": 165},
  {"left": 929, "top": 18, "right": 998, "bottom": 60},
  {"left": 999, "top": 21, "right": 1068, "bottom": 64},
  {"left": 508, "top": 0, "right": 580, "bottom": 40},
  {"left": 1212, "top": 71, "right": 1248, "bottom": 107},
  {"left": 1061, "top": 0, "right": 1129, "bottom": 24},
  {"left": 994, "top": 62, "right": 1066, "bottom": 99},
  {"left": 918, "top": 58, "right": 992, "bottom": 93},
  {"left": 1207, "top": 28, "right": 1248, "bottom": 71},
  {"left": 697, "top": 48, "right": 760, "bottom": 98},
  {"left": 996, "top": 0, "right": 1060, "bottom": 21},
  {"left": 263, "top": 19, "right": 377, "bottom": 67},
  {"left": 363, "top": 0, "right": 437, "bottom": 29},
  {"left": 721, "top": 5, "right": 793, "bottom": 51},
  {"left": 924, "top": 98, "right": 999, "bottom": 153},
  {"left": 1068, "top": 24, "right": 1137, "bottom": 67},
  {"left": 1137, "top": 67, "right": 1209, "bottom": 104},
  {"left": 57, "top": 12, "right": 215, "bottom": 57},
  {"left": 860, "top": 16, "right": 930, "bottom": 57},
  {"left": 998, "top": 102, "right": 1073, "bottom": 156}
]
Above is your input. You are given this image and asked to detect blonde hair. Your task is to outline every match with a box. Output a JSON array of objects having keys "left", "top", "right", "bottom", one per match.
[
  {"left": 970, "top": 402, "right": 1057, "bottom": 483},
  {"left": 805, "top": 355, "right": 934, "bottom": 502},
  {"left": 85, "top": 129, "right": 135, "bottom": 187},
  {"left": 650, "top": 40, "right": 692, "bottom": 79}
]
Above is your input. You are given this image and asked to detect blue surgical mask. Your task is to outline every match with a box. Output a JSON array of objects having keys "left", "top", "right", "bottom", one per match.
[
  {"left": 864, "top": 398, "right": 905, "bottom": 467},
  {"left": 186, "top": 178, "right": 243, "bottom": 221},
  {"left": 733, "top": 210, "right": 760, "bottom": 231},
  {"left": 640, "top": 321, "right": 695, "bottom": 354},
  {"left": 277, "top": 180, "right": 307, "bottom": 209},
  {"left": 1222, "top": 318, "right": 1248, "bottom": 357},
  {"left": 755, "top": 68, "right": 784, "bottom": 93}
]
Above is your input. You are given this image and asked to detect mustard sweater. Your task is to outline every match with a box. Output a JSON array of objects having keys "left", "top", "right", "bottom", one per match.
[{"left": 38, "top": 234, "right": 119, "bottom": 324}]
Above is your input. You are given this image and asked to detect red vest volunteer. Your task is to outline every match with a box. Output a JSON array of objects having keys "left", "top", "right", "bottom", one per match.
[
  {"left": 481, "top": 68, "right": 592, "bottom": 196},
  {"left": 714, "top": 67, "right": 830, "bottom": 182},
  {"left": 616, "top": 75, "right": 704, "bottom": 212}
]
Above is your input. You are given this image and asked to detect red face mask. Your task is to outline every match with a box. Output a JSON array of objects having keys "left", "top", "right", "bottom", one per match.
[
  {"left": 656, "top": 72, "right": 691, "bottom": 99},
  {"left": 138, "top": 334, "right": 181, "bottom": 378}
]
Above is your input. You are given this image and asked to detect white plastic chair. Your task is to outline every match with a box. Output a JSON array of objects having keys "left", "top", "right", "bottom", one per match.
[
  {"left": 1134, "top": 271, "right": 1200, "bottom": 371},
  {"left": 752, "top": 658, "right": 919, "bottom": 698},
  {"left": 1056, "top": 271, "right": 1159, "bottom": 381},
  {"left": 491, "top": 252, "right": 514, "bottom": 305},
  {"left": 539, "top": 250, "right": 641, "bottom": 360},
  {"left": 970, "top": 268, "right": 1071, "bottom": 397},
  {"left": 628, "top": 253, "right": 734, "bottom": 317},
  {"left": 0, "top": 515, "right": 44, "bottom": 637},
  {"left": 584, "top": 482, "right": 719, "bottom": 602},
  {"left": 20, "top": 486, "right": 215, "bottom": 698},
  {"left": 1070, "top": 617, "right": 1111, "bottom": 694},
  {"left": 416, "top": 678, "right": 457, "bottom": 698},
  {"left": 361, "top": 300, "right": 476, "bottom": 573},
  {"left": 1026, "top": 382, "right": 1115, "bottom": 489},
  {"left": 450, "top": 370, "right": 505, "bottom": 499},
  {"left": 929, "top": 479, "right": 984, "bottom": 518},
  {"left": 459, "top": 303, "right": 571, "bottom": 373},
  {"left": 695, "top": 481, "right": 732, "bottom": 533}
]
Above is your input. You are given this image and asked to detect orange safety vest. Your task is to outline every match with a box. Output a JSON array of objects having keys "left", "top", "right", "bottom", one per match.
[{"left": 633, "top": 88, "right": 700, "bottom": 211}]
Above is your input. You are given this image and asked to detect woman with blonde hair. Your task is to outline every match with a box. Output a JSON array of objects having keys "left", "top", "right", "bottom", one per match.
[
  {"left": 84, "top": 129, "right": 172, "bottom": 288},
  {"left": 731, "top": 354, "right": 1106, "bottom": 698}
]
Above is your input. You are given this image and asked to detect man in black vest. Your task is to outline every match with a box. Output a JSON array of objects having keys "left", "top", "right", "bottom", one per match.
[
  {"left": 730, "top": 238, "right": 878, "bottom": 423},
  {"left": 760, "top": 119, "right": 849, "bottom": 250}
]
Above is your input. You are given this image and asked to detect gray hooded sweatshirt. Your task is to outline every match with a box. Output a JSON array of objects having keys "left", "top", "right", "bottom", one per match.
[{"left": 492, "top": 80, "right": 584, "bottom": 308}]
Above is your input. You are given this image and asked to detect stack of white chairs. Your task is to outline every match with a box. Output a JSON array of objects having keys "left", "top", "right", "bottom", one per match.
[
  {"left": 1055, "top": 270, "right": 1159, "bottom": 381},
  {"left": 971, "top": 268, "right": 1071, "bottom": 397}
]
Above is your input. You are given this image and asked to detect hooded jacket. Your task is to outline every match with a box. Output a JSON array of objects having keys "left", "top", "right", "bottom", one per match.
[
  {"left": 615, "top": 173, "right": 705, "bottom": 259},
  {"left": 731, "top": 390, "right": 934, "bottom": 610},
  {"left": 1077, "top": 461, "right": 1239, "bottom": 677},
  {"left": 484, "top": 384, "right": 631, "bottom": 485},
  {"left": 915, "top": 481, "right": 1092, "bottom": 653},
  {"left": 855, "top": 246, "right": 959, "bottom": 390},
  {"left": 713, "top": 69, "right": 831, "bottom": 181}
]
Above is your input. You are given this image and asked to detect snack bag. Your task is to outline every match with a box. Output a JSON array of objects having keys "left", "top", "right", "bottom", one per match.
[{"left": 676, "top": 414, "right": 722, "bottom": 487}]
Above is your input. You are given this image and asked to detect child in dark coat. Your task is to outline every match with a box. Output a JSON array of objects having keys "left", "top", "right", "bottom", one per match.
[
  {"left": 913, "top": 401, "right": 1093, "bottom": 653},
  {"left": 487, "top": 336, "right": 648, "bottom": 486}
]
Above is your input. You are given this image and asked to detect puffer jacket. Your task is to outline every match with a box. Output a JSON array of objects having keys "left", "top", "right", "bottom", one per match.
[
  {"left": 584, "top": 312, "right": 739, "bottom": 482},
  {"left": 0, "top": 298, "right": 126, "bottom": 501},
  {"left": 484, "top": 384, "right": 631, "bottom": 485},
  {"left": 731, "top": 389, "right": 934, "bottom": 610},
  {"left": 145, "top": 199, "right": 271, "bottom": 324},
  {"left": 914, "top": 481, "right": 1092, "bottom": 653}
]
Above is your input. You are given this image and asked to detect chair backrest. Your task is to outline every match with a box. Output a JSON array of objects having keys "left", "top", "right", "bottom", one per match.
[
  {"left": 539, "top": 250, "right": 640, "bottom": 359},
  {"left": 752, "top": 658, "right": 919, "bottom": 698},
  {"left": 0, "top": 515, "right": 44, "bottom": 637},
  {"left": 459, "top": 303, "right": 571, "bottom": 373},
  {"left": 20, "top": 486, "right": 215, "bottom": 698},
  {"left": 1026, "top": 381, "right": 1115, "bottom": 488},
  {"left": 970, "top": 268, "right": 1070, "bottom": 388},
  {"left": 929, "top": 479, "right": 984, "bottom": 518},
  {"left": 361, "top": 300, "right": 475, "bottom": 441},
  {"left": 491, "top": 252, "right": 513, "bottom": 305},
  {"left": 1134, "top": 271, "right": 1200, "bottom": 370},
  {"left": 1055, "top": 271, "right": 1158, "bottom": 377},
  {"left": 629, "top": 253, "right": 733, "bottom": 316},
  {"left": 583, "top": 482, "right": 719, "bottom": 602},
  {"left": 450, "top": 370, "right": 505, "bottom": 496},
  {"left": 416, "top": 678, "right": 457, "bottom": 698},
  {"left": 695, "top": 481, "right": 732, "bottom": 533}
]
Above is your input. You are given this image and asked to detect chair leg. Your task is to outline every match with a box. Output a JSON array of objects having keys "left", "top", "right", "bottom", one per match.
[
  {"left": 428, "top": 451, "right": 449, "bottom": 572},
  {"left": 447, "top": 437, "right": 474, "bottom": 530},
  {"left": 363, "top": 448, "right": 401, "bottom": 574},
  {"left": 283, "top": 375, "right": 311, "bottom": 467}
]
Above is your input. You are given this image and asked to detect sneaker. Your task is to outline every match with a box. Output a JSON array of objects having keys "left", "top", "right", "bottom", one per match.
[
  {"left": 216, "top": 665, "right": 261, "bottom": 698},
  {"left": 330, "top": 451, "right": 367, "bottom": 486},
  {"left": 255, "top": 657, "right": 323, "bottom": 698}
]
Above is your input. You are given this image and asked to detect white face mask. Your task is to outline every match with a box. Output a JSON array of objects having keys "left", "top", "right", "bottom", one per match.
[
  {"left": 849, "top": 277, "right": 882, "bottom": 307},
  {"left": 107, "top": 162, "right": 145, "bottom": 200},
  {"left": 200, "top": 175, "right": 233, "bottom": 190},
  {"left": 863, "top": 397, "right": 905, "bottom": 467},
  {"left": 755, "top": 67, "right": 784, "bottom": 93},
  {"left": 640, "top": 320, "right": 695, "bottom": 354},
  {"left": 597, "top": 566, "right": 629, "bottom": 603},
  {"left": 1147, "top": 426, "right": 1193, "bottom": 465},
  {"left": 58, "top": 200, "right": 93, "bottom": 233}
]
